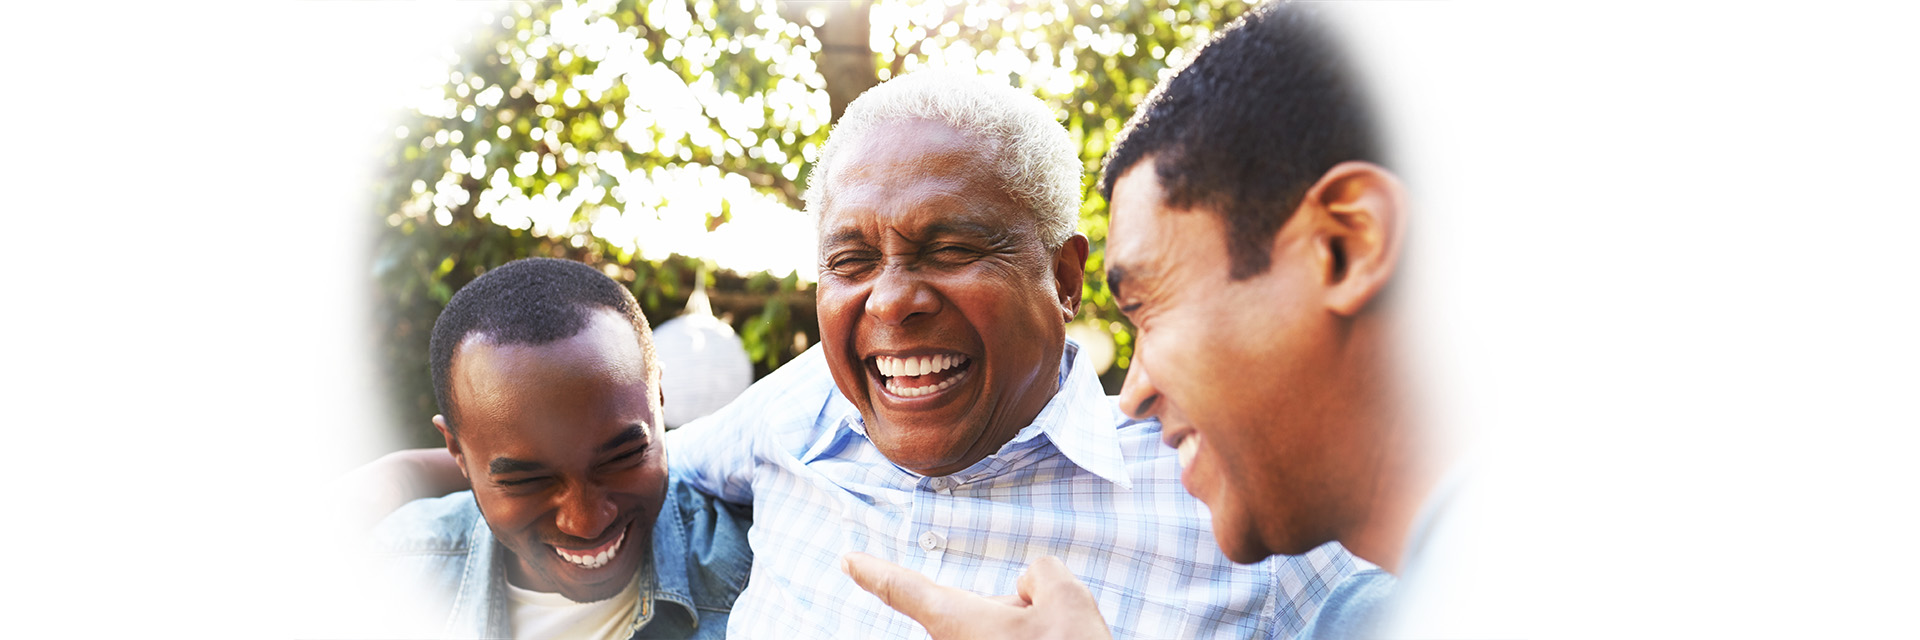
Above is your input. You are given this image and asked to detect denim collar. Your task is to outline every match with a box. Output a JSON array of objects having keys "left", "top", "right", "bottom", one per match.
[{"left": 820, "top": 337, "right": 1133, "bottom": 489}]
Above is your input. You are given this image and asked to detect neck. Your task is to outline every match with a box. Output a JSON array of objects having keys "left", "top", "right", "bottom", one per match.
[
  {"left": 1339, "top": 417, "right": 1446, "bottom": 574},
  {"left": 1329, "top": 311, "right": 1452, "bottom": 575}
]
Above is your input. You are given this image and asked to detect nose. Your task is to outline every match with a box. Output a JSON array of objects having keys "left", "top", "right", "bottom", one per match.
[
  {"left": 865, "top": 265, "right": 940, "bottom": 326},
  {"left": 1117, "top": 343, "right": 1162, "bottom": 420},
  {"left": 554, "top": 482, "right": 618, "bottom": 541}
]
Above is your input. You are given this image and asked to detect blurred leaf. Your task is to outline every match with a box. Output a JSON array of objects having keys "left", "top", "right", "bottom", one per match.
[{"left": 372, "top": 0, "right": 1243, "bottom": 446}]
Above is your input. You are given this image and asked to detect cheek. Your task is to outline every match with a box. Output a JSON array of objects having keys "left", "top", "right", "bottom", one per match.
[
  {"left": 951, "top": 276, "right": 1053, "bottom": 336},
  {"left": 480, "top": 495, "right": 540, "bottom": 533},
  {"left": 815, "top": 290, "right": 857, "bottom": 332}
]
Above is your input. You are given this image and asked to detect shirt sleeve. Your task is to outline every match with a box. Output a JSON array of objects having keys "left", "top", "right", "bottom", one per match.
[
  {"left": 665, "top": 344, "right": 825, "bottom": 505},
  {"left": 1293, "top": 568, "right": 1396, "bottom": 640}
]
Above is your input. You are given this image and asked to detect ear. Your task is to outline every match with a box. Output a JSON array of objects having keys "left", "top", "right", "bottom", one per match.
[
  {"left": 1299, "top": 161, "right": 1406, "bottom": 316},
  {"left": 655, "top": 382, "right": 668, "bottom": 430},
  {"left": 432, "top": 415, "right": 471, "bottom": 481},
  {"left": 1051, "top": 234, "right": 1090, "bottom": 322}
]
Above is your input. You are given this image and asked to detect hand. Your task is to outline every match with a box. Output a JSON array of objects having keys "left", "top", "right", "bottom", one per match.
[{"left": 840, "top": 552, "right": 1113, "bottom": 640}]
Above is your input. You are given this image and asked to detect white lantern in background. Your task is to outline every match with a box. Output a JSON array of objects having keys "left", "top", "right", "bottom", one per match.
[{"left": 652, "top": 270, "right": 753, "bottom": 428}]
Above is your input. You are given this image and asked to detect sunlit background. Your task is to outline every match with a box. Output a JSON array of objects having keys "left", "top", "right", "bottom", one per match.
[
  {"left": 7, "top": 1, "right": 1917, "bottom": 638},
  {"left": 372, "top": 0, "right": 1260, "bottom": 447}
]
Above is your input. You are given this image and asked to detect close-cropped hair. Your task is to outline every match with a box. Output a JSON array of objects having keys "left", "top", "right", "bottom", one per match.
[
  {"left": 1101, "top": 2, "right": 1383, "bottom": 280},
  {"left": 805, "top": 69, "right": 1081, "bottom": 250},
  {"left": 427, "top": 257, "right": 659, "bottom": 432}
]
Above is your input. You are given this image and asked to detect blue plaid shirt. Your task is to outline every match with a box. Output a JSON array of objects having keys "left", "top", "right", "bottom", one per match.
[{"left": 667, "top": 339, "right": 1359, "bottom": 639}]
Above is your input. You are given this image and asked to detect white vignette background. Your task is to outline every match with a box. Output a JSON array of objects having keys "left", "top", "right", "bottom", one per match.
[{"left": 3, "top": 1, "right": 1915, "bottom": 637}]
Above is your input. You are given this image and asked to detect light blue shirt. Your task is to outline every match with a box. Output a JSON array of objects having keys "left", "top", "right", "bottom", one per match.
[
  {"left": 1296, "top": 569, "right": 1395, "bottom": 640},
  {"left": 667, "top": 339, "right": 1359, "bottom": 639},
  {"left": 1296, "top": 464, "right": 1474, "bottom": 639}
]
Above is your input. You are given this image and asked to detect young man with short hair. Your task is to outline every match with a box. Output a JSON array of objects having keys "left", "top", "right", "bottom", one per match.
[{"left": 372, "top": 257, "right": 750, "bottom": 639}]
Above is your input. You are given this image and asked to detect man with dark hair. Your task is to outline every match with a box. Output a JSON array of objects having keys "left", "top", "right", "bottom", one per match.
[
  {"left": 841, "top": 4, "right": 1445, "bottom": 639},
  {"left": 360, "top": 68, "right": 1359, "bottom": 639},
  {"left": 373, "top": 257, "right": 750, "bottom": 639}
]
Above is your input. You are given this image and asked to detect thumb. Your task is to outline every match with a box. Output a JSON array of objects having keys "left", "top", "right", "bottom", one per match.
[
  {"left": 841, "top": 552, "right": 950, "bottom": 622},
  {"left": 1016, "top": 556, "right": 1094, "bottom": 608}
]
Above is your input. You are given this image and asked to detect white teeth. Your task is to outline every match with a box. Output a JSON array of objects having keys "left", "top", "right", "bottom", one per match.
[
  {"left": 883, "top": 366, "right": 969, "bottom": 397},
  {"left": 1177, "top": 434, "right": 1200, "bottom": 469},
  {"left": 875, "top": 354, "right": 968, "bottom": 379},
  {"left": 554, "top": 530, "right": 624, "bottom": 569}
]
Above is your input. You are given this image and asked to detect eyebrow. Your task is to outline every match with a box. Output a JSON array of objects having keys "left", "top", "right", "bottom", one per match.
[
  {"left": 596, "top": 425, "right": 649, "bottom": 454},
  {"left": 821, "top": 227, "right": 867, "bottom": 249},
  {"left": 486, "top": 425, "right": 649, "bottom": 475},
  {"left": 489, "top": 457, "right": 544, "bottom": 476},
  {"left": 921, "top": 220, "right": 1001, "bottom": 242},
  {"left": 820, "top": 219, "right": 1005, "bottom": 249}
]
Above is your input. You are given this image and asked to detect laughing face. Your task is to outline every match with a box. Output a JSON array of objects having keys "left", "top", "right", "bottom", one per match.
[
  {"left": 1106, "top": 159, "right": 1355, "bottom": 563},
  {"left": 815, "top": 118, "right": 1085, "bottom": 477},
  {"left": 435, "top": 308, "right": 667, "bottom": 602}
]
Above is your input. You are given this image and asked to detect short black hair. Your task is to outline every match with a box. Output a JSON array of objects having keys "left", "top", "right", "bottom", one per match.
[
  {"left": 1101, "top": 2, "right": 1382, "bottom": 280},
  {"left": 428, "top": 257, "right": 658, "bottom": 431}
]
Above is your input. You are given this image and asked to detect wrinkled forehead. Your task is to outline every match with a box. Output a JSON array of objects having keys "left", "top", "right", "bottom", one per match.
[{"left": 817, "top": 121, "right": 1034, "bottom": 245}]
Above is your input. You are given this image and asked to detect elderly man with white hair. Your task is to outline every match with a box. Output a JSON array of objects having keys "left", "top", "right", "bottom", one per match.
[
  {"left": 662, "top": 69, "right": 1359, "bottom": 639},
  {"left": 372, "top": 68, "right": 1361, "bottom": 639}
]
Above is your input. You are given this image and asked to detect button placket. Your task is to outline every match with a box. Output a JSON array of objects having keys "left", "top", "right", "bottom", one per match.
[{"left": 912, "top": 475, "right": 948, "bottom": 578}]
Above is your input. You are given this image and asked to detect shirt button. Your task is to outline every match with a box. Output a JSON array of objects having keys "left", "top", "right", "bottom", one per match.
[{"left": 918, "top": 531, "right": 944, "bottom": 552}]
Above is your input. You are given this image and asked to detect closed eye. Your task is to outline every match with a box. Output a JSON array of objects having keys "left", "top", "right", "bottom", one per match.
[
  {"left": 825, "top": 252, "right": 878, "bottom": 273},
  {"left": 599, "top": 446, "right": 649, "bottom": 472}
]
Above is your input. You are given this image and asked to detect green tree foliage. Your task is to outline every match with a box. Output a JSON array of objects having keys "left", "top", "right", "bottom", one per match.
[{"left": 375, "top": 0, "right": 1249, "bottom": 447}]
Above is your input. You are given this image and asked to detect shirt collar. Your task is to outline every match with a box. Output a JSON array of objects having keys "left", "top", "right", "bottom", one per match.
[
  {"left": 821, "top": 337, "right": 1133, "bottom": 489},
  {"left": 1026, "top": 337, "right": 1133, "bottom": 488},
  {"left": 643, "top": 483, "right": 698, "bottom": 630}
]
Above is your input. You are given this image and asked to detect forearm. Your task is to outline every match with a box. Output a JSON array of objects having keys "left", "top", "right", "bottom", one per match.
[{"left": 330, "top": 448, "right": 469, "bottom": 530}]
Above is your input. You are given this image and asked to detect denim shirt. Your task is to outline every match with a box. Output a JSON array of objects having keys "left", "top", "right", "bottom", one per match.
[{"left": 372, "top": 474, "right": 752, "bottom": 639}]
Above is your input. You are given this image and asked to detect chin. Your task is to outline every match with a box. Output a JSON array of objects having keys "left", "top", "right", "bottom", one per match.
[
  {"left": 1211, "top": 507, "right": 1279, "bottom": 565},
  {"left": 551, "top": 566, "right": 639, "bottom": 603},
  {"left": 868, "top": 420, "right": 974, "bottom": 472},
  {"left": 1218, "top": 537, "right": 1273, "bottom": 565},
  {"left": 871, "top": 441, "right": 964, "bottom": 476}
]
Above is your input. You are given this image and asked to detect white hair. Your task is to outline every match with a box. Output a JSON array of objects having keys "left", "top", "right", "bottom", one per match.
[{"left": 804, "top": 70, "right": 1081, "bottom": 249}]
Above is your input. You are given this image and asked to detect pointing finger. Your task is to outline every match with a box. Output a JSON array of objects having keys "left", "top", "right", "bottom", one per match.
[
  {"left": 1016, "top": 556, "right": 1095, "bottom": 608},
  {"left": 840, "top": 552, "right": 956, "bottom": 623}
]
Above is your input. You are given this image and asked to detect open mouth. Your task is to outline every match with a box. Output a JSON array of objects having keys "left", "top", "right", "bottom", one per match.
[
  {"left": 1164, "top": 427, "right": 1202, "bottom": 469},
  {"left": 552, "top": 528, "right": 626, "bottom": 570},
  {"left": 869, "top": 352, "right": 972, "bottom": 399},
  {"left": 1175, "top": 432, "right": 1201, "bottom": 469}
]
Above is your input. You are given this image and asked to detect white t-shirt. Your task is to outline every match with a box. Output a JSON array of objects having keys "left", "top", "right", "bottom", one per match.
[{"left": 504, "top": 579, "right": 643, "bottom": 640}]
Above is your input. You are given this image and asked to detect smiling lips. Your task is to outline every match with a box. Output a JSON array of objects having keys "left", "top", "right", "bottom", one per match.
[
  {"left": 1176, "top": 432, "right": 1201, "bottom": 469},
  {"left": 553, "top": 529, "right": 625, "bottom": 570},
  {"left": 873, "top": 353, "right": 971, "bottom": 398}
]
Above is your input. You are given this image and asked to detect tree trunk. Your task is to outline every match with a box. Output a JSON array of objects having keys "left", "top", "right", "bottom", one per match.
[{"left": 784, "top": 0, "right": 877, "bottom": 123}]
